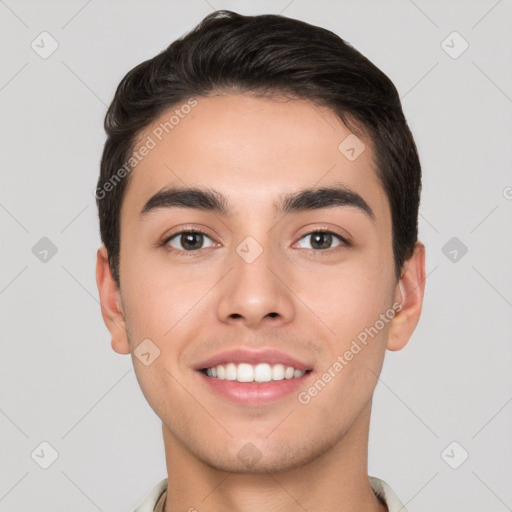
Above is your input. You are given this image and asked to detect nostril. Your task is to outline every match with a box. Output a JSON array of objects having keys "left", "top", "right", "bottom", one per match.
[{"left": 267, "top": 312, "right": 278, "bottom": 318}]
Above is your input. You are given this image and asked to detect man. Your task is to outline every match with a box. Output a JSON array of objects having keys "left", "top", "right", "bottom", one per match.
[{"left": 95, "top": 10, "right": 425, "bottom": 512}]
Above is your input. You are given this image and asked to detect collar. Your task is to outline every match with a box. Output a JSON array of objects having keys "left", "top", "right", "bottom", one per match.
[{"left": 132, "top": 476, "right": 408, "bottom": 512}]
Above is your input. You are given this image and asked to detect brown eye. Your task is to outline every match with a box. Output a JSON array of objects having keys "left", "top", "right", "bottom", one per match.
[
  {"left": 296, "top": 231, "right": 348, "bottom": 250},
  {"left": 165, "top": 231, "right": 214, "bottom": 252}
]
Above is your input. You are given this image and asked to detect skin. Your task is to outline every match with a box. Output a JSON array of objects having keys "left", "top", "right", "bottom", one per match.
[{"left": 96, "top": 93, "right": 425, "bottom": 512}]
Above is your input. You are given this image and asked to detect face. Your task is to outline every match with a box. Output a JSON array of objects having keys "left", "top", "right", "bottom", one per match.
[{"left": 98, "top": 93, "right": 420, "bottom": 474}]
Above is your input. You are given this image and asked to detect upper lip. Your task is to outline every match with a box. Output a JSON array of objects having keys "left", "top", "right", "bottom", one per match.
[{"left": 194, "top": 348, "right": 313, "bottom": 372}]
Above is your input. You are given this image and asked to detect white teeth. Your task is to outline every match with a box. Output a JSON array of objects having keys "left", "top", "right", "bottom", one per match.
[
  {"left": 225, "top": 363, "right": 237, "bottom": 381},
  {"left": 204, "top": 363, "right": 307, "bottom": 382},
  {"left": 237, "top": 363, "right": 254, "bottom": 382},
  {"left": 271, "top": 364, "right": 285, "bottom": 380},
  {"left": 284, "top": 366, "right": 295, "bottom": 379},
  {"left": 254, "top": 363, "right": 272, "bottom": 382}
]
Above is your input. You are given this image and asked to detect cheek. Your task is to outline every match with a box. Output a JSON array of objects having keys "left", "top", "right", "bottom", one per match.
[
  {"left": 297, "top": 257, "right": 394, "bottom": 332},
  {"left": 121, "top": 254, "right": 215, "bottom": 363},
  {"left": 294, "top": 256, "right": 394, "bottom": 397},
  {"left": 298, "top": 319, "right": 389, "bottom": 421}
]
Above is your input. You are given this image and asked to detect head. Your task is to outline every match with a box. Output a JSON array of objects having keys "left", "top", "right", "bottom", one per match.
[{"left": 96, "top": 10, "right": 425, "bottom": 473}]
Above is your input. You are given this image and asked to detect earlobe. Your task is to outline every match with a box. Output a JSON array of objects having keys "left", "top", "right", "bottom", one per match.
[
  {"left": 96, "top": 247, "right": 131, "bottom": 355},
  {"left": 387, "top": 241, "right": 426, "bottom": 351}
]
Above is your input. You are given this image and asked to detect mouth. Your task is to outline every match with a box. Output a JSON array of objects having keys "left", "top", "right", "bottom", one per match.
[{"left": 194, "top": 349, "right": 314, "bottom": 405}]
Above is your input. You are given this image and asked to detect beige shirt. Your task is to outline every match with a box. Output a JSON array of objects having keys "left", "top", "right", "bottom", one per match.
[{"left": 132, "top": 476, "right": 408, "bottom": 512}]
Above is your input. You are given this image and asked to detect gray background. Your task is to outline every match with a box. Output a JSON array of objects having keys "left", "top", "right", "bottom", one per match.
[{"left": 1, "top": 0, "right": 511, "bottom": 510}]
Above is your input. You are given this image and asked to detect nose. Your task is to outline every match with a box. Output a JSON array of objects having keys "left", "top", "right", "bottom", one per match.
[{"left": 215, "top": 241, "right": 295, "bottom": 329}]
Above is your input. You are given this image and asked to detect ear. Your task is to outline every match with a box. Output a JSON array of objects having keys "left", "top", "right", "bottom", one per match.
[
  {"left": 387, "top": 241, "right": 426, "bottom": 351},
  {"left": 96, "top": 246, "right": 130, "bottom": 355}
]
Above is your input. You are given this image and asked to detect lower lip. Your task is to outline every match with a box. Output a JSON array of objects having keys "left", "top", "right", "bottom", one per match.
[{"left": 197, "top": 371, "right": 312, "bottom": 406}]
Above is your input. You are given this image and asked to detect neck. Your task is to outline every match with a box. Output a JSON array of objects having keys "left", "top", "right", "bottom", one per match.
[{"left": 161, "top": 401, "right": 387, "bottom": 512}]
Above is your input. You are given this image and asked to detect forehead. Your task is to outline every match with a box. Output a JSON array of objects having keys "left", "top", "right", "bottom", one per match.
[{"left": 121, "top": 93, "right": 388, "bottom": 223}]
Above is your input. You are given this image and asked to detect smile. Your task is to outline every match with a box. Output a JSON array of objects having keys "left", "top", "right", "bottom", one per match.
[{"left": 194, "top": 348, "right": 314, "bottom": 405}]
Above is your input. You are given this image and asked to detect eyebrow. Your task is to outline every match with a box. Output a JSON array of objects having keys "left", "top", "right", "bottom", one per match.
[{"left": 140, "top": 182, "right": 375, "bottom": 221}]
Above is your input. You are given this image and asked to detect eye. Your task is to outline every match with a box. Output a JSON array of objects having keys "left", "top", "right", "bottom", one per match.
[
  {"left": 295, "top": 230, "right": 348, "bottom": 251},
  {"left": 164, "top": 230, "right": 216, "bottom": 252}
]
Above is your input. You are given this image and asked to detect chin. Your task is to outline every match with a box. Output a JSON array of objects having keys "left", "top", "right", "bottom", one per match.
[{"left": 195, "top": 435, "right": 336, "bottom": 475}]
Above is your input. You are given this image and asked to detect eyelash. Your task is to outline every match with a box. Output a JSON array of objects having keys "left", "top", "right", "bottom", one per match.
[{"left": 161, "top": 227, "right": 351, "bottom": 255}]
